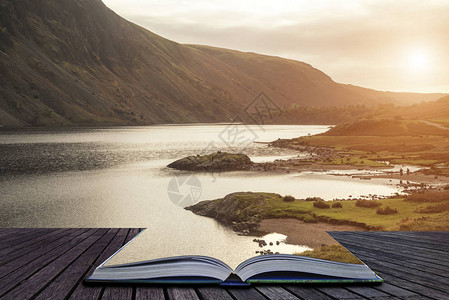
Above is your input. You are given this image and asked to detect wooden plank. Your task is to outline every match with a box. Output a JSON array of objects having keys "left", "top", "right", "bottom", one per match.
[
  {"left": 0, "top": 228, "right": 45, "bottom": 242},
  {"left": 33, "top": 228, "right": 120, "bottom": 300},
  {"left": 0, "top": 228, "right": 68, "bottom": 259},
  {"left": 227, "top": 287, "right": 267, "bottom": 300},
  {"left": 332, "top": 232, "right": 448, "bottom": 263},
  {"left": 333, "top": 231, "right": 449, "bottom": 258},
  {"left": 2, "top": 228, "right": 107, "bottom": 300},
  {"left": 331, "top": 231, "right": 447, "bottom": 247},
  {"left": 166, "top": 287, "right": 200, "bottom": 300},
  {"left": 330, "top": 237, "right": 449, "bottom": 276},
  {"left": 255, "top": 286, "right": 300, "bottom": 300},
  {"left": 355, "top": 232, "right": 449, "bottom": 250},
  {"left": 343, "top": 231, "right": 449, "bottom": 254},
  {"left": 336, "top": 231, "right": 445, "bottom": 244},
  {"left": 332, "top": 233, "right": 449, "bottom": 297},
  {"left": 0, "top": 228, "right": 51, "bottom": 248},
  {"left": 197, "top": 287, "right": 233, "bottom": 300},
  {"left": 317, "top": 286, "right": 369, "bottom": 299},
  {"left": 0, "top": 228, "right": 71, "bottom": 267},
  {"left": 101, "top": 286, "right": 133, "bottom": 300},
  {"left": 284, "top": 285, "right": 334, "bottom": 300},
  {"left": 372, "top": 283, "right": 429, "bottom": 299},
  {"left": 345, "top": 285, "right": 401, "bottom": 299},
  {"left": 331, "top": 233, "right": 449, "bottom": 264},
  {"left": 69, "top": 228, "right": 133, "bottom": 300},
  {"left": 0, "top": 230, "right": 447, "bottom": 300},
  {"left": 0, "top": 228, "right": 88, "bottom": 280},
  {"left": 101, "top": 229, "right": 137, "bottom": 300},
  {"left": 125, "top": 228, "right": 141, "bottom": 243},
  {"left": 352, "top": 259, "right": 446, "bottom": 297},
  {"left": 0, "top": 228, "right": 30, "bottom": 240},
  {"left": 352, "top": 258, "right": 449, "bottom": 294},
  {"left": 335, "top": 238, "right": 449, "bottom": 280},
  {"left": 383, "top": 231, "right": 449, "bottom": 243},
  {"left": 366, "top": 269, "right": 449, "bottom": 300},
  {"left": 135, "top": 286, "right": 166, "bottom": 300},
  {"left": 331, "top": 235, "right": 449, "bottom": 270},
  {"left": 0, "top": 229, "right": 90, "bottom": 297}
]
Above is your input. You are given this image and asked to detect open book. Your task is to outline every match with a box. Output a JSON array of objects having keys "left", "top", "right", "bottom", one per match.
[{"left": 87, "top": 227, "right": 383, "bottom": 285}]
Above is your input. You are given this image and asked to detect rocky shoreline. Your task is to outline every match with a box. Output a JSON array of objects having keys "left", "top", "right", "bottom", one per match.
[
  {"left": 266, "top": 136, "right": 449, "bottom": 185},
  {"left": 179, "top": 129, "right": 449, "bottom": 234},
  {"left": 185, "top": 192, "right": 267, "bottom": 235},
  {"left": 166, "top": 145, "right": 449, "bottom": 188},
  {"left": 185, "top": 192, "right": 382, "bottom": 236}
]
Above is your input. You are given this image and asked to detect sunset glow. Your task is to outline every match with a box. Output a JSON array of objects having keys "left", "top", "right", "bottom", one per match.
[
  {"left": 103, "top": 0, "right": 449, "bottom": 93},
  {"left": 408, "top": 50, "right": 430, "bottom": 71}
]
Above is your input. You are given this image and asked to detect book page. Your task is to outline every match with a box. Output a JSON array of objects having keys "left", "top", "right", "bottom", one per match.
[
  {"left": 258, "top": 219, "right": 364, "bottom": 264},
  {"left": 105, "top": 218, "right": 362, "bottom": 270},
  {"left": 105, "top": 222, "right": 265, "bottom": 270}
]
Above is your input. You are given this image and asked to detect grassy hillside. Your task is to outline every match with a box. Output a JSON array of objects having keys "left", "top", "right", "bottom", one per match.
[
  {"left": 188, "top": 191, "right": 449, "bottom": 231},
  {"left": 381, "top": 95, "right": 449, "bottom": 127},
  {"left": 271, "top": 97, "right": 449, "bottom": 173},
  {"left": 274, "top": 129, "right": 449, "bottom": 167},
  {"left": 323, "top": 119, "right": 449, "bottom": 137},
  {"left": 0, "top": 0, "right": 444, "bottom": 126}
]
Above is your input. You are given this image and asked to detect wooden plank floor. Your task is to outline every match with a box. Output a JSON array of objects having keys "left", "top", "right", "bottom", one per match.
[{"left": 0, "top": 230, "right": 447, "bottom": 299}]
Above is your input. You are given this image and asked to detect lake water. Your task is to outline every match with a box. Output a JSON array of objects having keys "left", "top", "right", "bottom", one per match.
[{"left": 0, "top": 125, "right": 402, "bottom": 256}]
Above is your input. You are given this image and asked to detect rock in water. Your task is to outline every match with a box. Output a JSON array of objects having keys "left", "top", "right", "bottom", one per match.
[
  {"left": 167, "top": 152, "right": 252, "bottom": 171},
  {"left": 185, "top": 192, "right": 282, "bottom": 234}
]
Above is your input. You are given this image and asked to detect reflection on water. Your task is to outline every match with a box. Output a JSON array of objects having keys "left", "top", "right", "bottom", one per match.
[
  {"left": 254, "top": 233, "right": 311, "bottom": 255},
  {"left": 0, "top": 125, "right": 323, "bottom": 175},
  {"left": 250, "top": 154, "right": 303, "bottom": 163},
  {"left": 0, "top": 125, "right": 405, "bottom": 258},
  {"left": 325, "top": 164, "right": 422, "bottom": 176}
]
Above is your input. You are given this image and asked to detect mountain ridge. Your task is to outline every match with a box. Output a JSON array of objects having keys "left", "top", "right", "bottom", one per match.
[{"left": 0, "top": 0, "right": 445, "bottom": 126}]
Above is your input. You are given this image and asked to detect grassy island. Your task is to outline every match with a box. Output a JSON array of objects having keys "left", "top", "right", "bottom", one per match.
[{"left": 167, "top": 151, "right": 252, "bottom": 171}]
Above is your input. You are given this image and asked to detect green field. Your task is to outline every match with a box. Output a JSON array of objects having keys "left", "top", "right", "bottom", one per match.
[
  {"left": 268, "top": 197, "right": 449, "bottom": 230},
  {"left": 213, "top": 191, "right": 449, "bottom": 231},
  {"left": 320, "top": 156, "right": 387, "bottom": 167},
  {"left": 274, "top": 134, "right": 449, "bottom": 174},
  {"left": 270, "top": 117, "right": 449, "bottom": 175},
  {"left": 300, "top": 244, "right": 363, "bottom": 264}
]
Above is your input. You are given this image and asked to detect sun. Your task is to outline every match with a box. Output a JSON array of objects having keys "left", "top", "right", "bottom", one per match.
[{"left": 408, "top": 50, "right": 429, "bottom": 71}]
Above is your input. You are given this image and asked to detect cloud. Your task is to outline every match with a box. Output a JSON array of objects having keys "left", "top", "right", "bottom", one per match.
[{"left": 103, "top": 0, "right": 449, "bottom": 92}]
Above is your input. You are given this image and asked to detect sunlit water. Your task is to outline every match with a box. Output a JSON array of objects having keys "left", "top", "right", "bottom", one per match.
[
  {"left": 0, "top": 125, "right": 404, "bottom": 255},
  {"left": 256, "top": 233, "right": 311, "bottom": 254}
]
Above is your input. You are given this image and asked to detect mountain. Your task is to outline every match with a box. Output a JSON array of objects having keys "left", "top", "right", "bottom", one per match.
[{"left": 0, "top": 0, "right": 445, "bottom": 126}]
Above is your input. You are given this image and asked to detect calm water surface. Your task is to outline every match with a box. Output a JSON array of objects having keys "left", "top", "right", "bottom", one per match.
[{"left": 0, "top": 125, "right": 403, "bottom": 255}]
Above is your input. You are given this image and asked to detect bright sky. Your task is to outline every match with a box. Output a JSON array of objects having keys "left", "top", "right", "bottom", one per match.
[{"left": 103, "top": 0, "right": 449, "bottom": 93}]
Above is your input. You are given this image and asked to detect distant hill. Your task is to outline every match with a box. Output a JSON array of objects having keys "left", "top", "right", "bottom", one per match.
[
  {"left": 380, "top": 96, "right": 449, "bottom": 121},
  {"left": 0, "top": 0, "right": 445, "bottom": 126},
  {"left": 270, "top": 95, "right": 449, "bottom": 126},
  {"left": 323, "top": 119, "right": 449, "bottom": 137}
]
